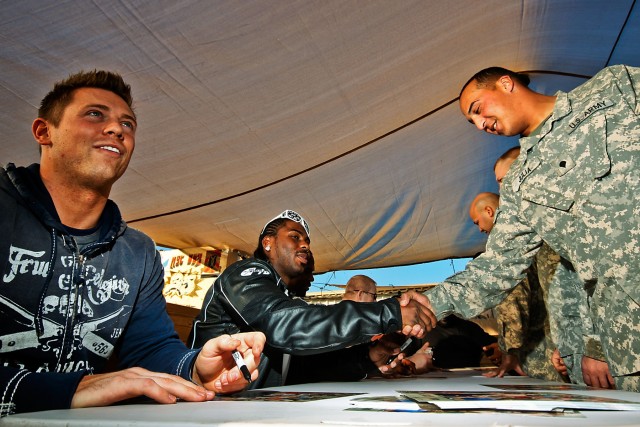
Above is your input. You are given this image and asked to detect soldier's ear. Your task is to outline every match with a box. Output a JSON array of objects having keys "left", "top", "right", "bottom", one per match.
[
  {"left": 498, "top": 75, "right": 514, "bottom": 93},
  {"left": 485, "top": 206, "right": 495, "bottom": 218}
]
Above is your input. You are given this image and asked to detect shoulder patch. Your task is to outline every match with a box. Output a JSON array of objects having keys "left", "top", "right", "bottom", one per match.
[{"left": 568, "top": 98, "right": 614, "bottom": 133}]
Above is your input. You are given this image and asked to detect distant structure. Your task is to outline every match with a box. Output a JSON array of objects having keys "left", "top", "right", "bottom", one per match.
[
  {"left": 305, "top": 283, "right": 498, "bottom": 336},
  {"left": 305, "top": 284, "right": 436, "bottom": 305}
]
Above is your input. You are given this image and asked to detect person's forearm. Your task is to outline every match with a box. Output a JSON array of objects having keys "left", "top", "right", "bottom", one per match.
[{"left": 1, "top": 368, "right": 85, "bottom": 416}]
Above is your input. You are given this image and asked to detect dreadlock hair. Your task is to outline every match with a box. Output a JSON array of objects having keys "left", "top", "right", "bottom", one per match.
[
  {"left": 38, "top": 70, "right": 134, "bottom": 126},
  {"left": 459, "top": 67, "right": 531, "bottom": 97},
  {"left": 253, "top": 218, "right": 288, "bottom": 260}
]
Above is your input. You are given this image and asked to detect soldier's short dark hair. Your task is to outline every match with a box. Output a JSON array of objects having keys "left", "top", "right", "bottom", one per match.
[{"left": 460, "top": 67, "right": 531, "bottom": 97}]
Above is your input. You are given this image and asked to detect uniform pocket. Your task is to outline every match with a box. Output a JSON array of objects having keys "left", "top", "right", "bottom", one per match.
[{"left": 521, "top": 186, "right": 574, "bottom": 212}]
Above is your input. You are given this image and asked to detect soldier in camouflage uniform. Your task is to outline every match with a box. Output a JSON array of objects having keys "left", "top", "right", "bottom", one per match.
[
  {"left": 470, "top": 192, "right": 563, "bottom": 382},
  {"left": 426, "top": 65, "right": 639, "bottom": 392},
  {"left": 495, "top": 148, "right": 611, "bottom": 387}
]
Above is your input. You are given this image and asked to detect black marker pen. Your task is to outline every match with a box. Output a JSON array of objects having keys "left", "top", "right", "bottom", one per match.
[
  {"left": 386, "top": 337, "right": 413, "bottom": 364},
  {"left": 231, "top": 348, "right": 253, "bottom": 384},
  {"left": 225, "top": 328, "right": 252, "bottom": 383}
]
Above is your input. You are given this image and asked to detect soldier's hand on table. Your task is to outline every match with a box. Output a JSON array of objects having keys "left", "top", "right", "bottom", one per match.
[
  {"left": 582, "top": 356, "right": 615, "bottom": 389},
  {"left": 482, "top": 342, "right": 503, "bottom": 365},
  {"left": 551, "top": 348, "right": 568, "bottom": 377},
  {"left": 483, "top": 351, "right": 526, "bottom": 378}
]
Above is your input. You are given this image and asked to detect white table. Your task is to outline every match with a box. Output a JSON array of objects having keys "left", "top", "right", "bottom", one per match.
[{"left": 3, "top": 370, "right": 640, "bottom": 426}]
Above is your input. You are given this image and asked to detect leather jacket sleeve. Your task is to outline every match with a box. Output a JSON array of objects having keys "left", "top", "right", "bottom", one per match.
[{"left": 194, "top": 259, "right": 402, "bottom": 355}]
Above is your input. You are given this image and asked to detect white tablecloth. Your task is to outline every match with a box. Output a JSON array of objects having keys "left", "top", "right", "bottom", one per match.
[{"left": 2, "top": 370, "right": 640, "bottom": 426}]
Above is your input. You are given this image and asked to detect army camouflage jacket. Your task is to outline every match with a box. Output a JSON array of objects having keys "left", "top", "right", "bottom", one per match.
[{"left": 427, "top": 65, "right": 640, "bottom": 378}]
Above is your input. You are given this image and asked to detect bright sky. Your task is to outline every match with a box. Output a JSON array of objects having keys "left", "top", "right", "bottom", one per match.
[{"left": 310, "top": 258, "right": 471, "bottom": 293}]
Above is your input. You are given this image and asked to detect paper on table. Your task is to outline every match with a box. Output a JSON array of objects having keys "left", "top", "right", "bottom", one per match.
[
  {"left": 214, "top": 390, "right": 363, "bottom": 402},
  {"left": 399, "top": 391, "right": 640, "bottom": 412},
  {"left": 349, "top": 395, "right": 422, "bottom": 411}
]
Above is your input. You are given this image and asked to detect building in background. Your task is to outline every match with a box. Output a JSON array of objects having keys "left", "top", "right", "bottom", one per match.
[
  {"left": 305, "top": 284, "right": 497, "bottom": 336},
  {"left": 160, "top": 247, "right": 247, "bottom": 342}
]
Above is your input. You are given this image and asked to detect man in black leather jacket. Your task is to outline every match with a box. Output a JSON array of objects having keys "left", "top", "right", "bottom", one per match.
[{"left": 189, "top": 210, "right": 436, "bottom": 387}]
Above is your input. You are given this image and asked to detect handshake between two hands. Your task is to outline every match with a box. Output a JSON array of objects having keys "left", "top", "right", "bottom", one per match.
[{"left": 396, "top": 290, "right": 437, "bottom": 338}]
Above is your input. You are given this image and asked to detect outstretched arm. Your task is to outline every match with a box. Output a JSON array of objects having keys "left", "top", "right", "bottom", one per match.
[{"left": 70, "top": 332, "right": 265, "bottom": 409}]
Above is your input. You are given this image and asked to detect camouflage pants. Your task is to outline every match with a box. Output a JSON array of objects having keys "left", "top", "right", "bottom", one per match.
[{"left": 520, "top": 334, "right": 566, "bottom": 383}]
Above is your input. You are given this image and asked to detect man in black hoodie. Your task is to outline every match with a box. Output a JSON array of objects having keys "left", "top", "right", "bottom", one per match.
[{"left": 0, "top": 70, "right": 265, "bottom": 416}]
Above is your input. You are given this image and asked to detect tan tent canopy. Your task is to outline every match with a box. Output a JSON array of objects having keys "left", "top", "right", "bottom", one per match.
[{"left": 1, "top": 1, "right": 638, "bottom": 272}]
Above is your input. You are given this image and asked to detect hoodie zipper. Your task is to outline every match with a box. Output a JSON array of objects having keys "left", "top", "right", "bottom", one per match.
[{"left": 60, "top": 236, "right": 84, "bottom": 360}]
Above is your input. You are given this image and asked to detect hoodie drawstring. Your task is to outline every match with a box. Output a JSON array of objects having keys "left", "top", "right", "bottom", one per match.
[{"left": 34, "top": 228, "right": 57, "bottom": 338}]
